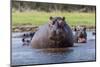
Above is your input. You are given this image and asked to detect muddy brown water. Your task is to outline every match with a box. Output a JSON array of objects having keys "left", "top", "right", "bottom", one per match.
[{"left": 11, "top": 31, "right": 96, "bottom": 66}]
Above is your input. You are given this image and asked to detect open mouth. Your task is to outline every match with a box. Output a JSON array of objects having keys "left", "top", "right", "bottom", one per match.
[{"left": 78, "top": 38, "right": 87, "bottom": 43}]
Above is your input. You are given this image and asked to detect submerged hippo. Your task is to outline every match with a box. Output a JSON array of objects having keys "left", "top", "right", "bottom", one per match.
[
  {"left": 22, "top": 32, "right": 35, "bottom": 46},
  {"left": 74, "top": 26, "right": 87, "bottom": 43},
  {"left": 31, "top": 16, "right": 74, "bottom": 48},
  {"left": 92, "top": 32, "right": 96, "bottom": 35}
]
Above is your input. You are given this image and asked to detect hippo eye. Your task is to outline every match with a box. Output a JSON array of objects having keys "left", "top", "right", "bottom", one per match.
[{"left": 52, "top": 21, "right": 55, "bottom": 25}]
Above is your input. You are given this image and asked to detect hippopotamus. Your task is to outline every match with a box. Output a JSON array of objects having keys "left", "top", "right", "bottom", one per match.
[
  {"left": 92, "top": 32, "right": 96, "bottom": 35},
  {"left": 22, "top": 32, "right": 35, "bottom": 46},
  {"left": 74, "top": 26, "right": 87, "bottom": 43},
  {"left": 31, "top": 16, "right": 74, "bottom": 48}
]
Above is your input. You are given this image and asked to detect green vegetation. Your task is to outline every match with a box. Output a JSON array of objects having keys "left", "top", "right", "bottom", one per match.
[{"left": 12, "top": 11, "right": 95, "bottom": 27}]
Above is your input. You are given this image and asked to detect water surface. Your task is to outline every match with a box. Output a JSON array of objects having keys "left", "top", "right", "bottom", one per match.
[{"left": 11, "top": 31, "right": 96, "bottom": 66}]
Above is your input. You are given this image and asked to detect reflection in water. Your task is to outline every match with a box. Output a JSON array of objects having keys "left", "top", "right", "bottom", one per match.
[
  {"left": 38, "top": 48, "right": 73, "bottom": 53},
  {"left": 11, "top": 31, "right": 96, "bottom": 66},
  {"left": 27, "top": 48, "right": 74, "bottom": 65}
]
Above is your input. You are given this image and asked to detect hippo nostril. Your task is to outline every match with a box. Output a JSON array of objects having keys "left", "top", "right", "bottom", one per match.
[{"left": 53, "top": 30, "right": 56, "bottom": 35}]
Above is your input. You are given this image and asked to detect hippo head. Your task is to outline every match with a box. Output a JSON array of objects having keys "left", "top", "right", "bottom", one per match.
[
  {"left": 77, "top": 27, "right": 87, "bottom": 38},
  {"left": 74, "top": 26, "right": 87, "bottom": 43},
  {"left": 48, "top": 16, "right": 67, "bottom": 41}
]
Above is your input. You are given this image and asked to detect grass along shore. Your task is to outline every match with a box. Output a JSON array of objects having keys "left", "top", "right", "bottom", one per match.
[
  {"left": 12, "top": 25, "right": 95, "bottom": 32},
  {"left": 12, "top": 11, "right": 95, "bottom": 27}
]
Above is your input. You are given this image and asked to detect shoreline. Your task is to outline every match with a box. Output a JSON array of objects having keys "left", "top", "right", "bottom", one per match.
[{"left": 12, "top": 25, "right": 95, "bottom": 32}]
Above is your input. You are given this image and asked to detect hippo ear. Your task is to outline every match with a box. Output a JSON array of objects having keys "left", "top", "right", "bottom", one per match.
[
  {"left": 49, "top": 16, "right": 53, "bottom": 20},
  {"left": 62, "top": 17, "right": 65, "bottom": 21}
]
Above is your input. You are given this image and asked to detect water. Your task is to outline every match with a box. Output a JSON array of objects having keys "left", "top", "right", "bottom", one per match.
[{"left": 11, "top": 31, "right": 96, "bottom": 66}]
